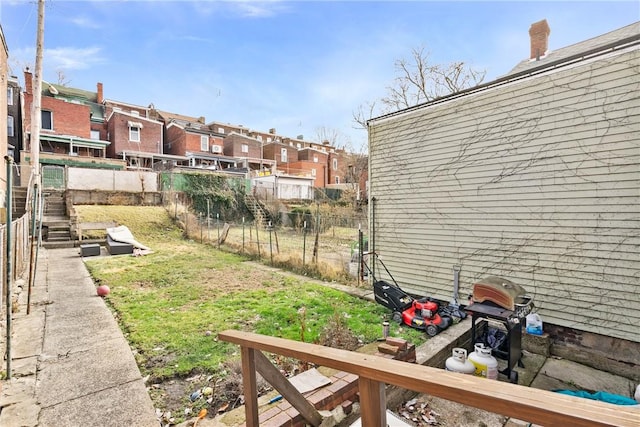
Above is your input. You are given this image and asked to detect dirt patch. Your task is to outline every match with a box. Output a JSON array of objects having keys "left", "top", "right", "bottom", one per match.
[
  {"left": 150, "top": 311, "right": 362, "bottom": 426},
  {"left": 197, "top": 265, "right": 284, "bottom": 294}
]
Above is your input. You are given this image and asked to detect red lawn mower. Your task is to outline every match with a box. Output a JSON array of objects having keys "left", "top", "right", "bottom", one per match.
[{"left": 364, "top": 252, "right": 452, "bottom": 337}]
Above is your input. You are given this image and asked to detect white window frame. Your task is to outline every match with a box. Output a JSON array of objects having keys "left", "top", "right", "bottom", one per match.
[
  {"left": 241, "top": 143, "right": 249, "bottom": 153},
  {"left": 129, "top": 125, "right": 141, "bottom": 142},
  {"left": 218, "top": 127, "right": 225, "bottom": 134},
  {"left": 90, "top": 130, "right": 100, "bottom": 140},
  {"left": 311, "top": 168, "right": 316, "bottom": 177},
  {"left": 332, "top": 158, "right": 338, "bottom": 170},
  {"left": 281, "top": 148, "right": 288, "bottom": 163},
  {"left": 42, "top": 110, "right": 53, "bottom": 130},
  {"left": 7, "top": 87, "right": 13, "bottom": 106},
  {"left": 313, "top": 155, "right": 318, "bottom": 163},
  {"left": 200, "top": 135, "right": 209, "bottom": 151},
  {"left": 8, "top": 115, "right": 14, "bottom": 137}
]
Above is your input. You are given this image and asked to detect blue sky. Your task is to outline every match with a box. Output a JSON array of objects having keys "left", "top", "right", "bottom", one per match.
[{"left": 2, "top": 1, "right": 638, "bottom": 151}]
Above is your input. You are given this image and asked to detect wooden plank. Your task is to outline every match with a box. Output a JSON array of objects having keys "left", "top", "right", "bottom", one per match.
[
  {"left": 253, "top": 350, "right": 323, "bottom": 426},
  {"left": 240, "top": 346, "right": 258, "bottom": 427},
  {"left": 358, "top": 377, "right": 386, "bottom": 427},
  {"left": 219, "top": 330, "right": 640, "bottom": 427}
]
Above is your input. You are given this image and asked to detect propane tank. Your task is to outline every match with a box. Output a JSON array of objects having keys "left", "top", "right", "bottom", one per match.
[
  {"left": 445, "top": 348, "right": 476, "bottom": 374},
  {"left": 468, "top": 343, "right": 498, "bottom": 380}
]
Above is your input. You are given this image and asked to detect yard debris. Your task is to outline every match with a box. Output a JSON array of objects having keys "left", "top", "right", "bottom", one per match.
[{"left": 398, "top": 398, "right": 441, "bottom": 426}]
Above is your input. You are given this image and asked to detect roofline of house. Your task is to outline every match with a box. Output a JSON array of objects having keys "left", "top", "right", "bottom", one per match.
[
  {"left": 368, "top": 33, "right": 640, "bottom": 126},
  {"left": 106, "top": 109, "right": 164, "bottom": 125}
]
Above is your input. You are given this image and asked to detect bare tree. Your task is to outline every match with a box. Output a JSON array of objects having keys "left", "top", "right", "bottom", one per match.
[
  {"left": 353, "top": 45, "right": 486, "bottom": 129},
  {"left": 314, "top": 126, "right": 345, "bottom": 148},
  {"left": 56, "top": 70, "right": 71, "bottom": 86}
]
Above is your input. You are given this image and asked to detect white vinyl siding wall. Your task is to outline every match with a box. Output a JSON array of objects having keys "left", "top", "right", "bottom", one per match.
[{"left": 368, "top": 47, "right": 640, "bottom": 342}]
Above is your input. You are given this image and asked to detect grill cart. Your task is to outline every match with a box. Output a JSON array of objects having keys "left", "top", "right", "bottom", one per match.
[{"left": 466, "top": 276, "right": 534, "bottom": 384}]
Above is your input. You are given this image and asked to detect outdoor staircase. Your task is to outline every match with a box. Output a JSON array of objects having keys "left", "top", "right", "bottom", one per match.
[
  {"left": 11, "top": 186, "right": 28, "bottom": 218},
  {"left": 244, "top": 194, "right": 273, "bottom": 228},
  {"left": 41, "top": 190, "right": 74, "bottom": 249}
]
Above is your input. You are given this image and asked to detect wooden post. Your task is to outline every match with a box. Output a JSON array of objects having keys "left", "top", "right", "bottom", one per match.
[
  {"left": 240, "top": 346, "right": 259, "bottom": 426},
  {"left": 359, "top": 377, "right": 387, "bottom": 427}
]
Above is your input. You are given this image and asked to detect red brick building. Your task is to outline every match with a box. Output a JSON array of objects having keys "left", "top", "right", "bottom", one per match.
[
  {"left": 104, "top": 100, "right": 163, "bottom": 167},
  {"left": 22, "top": 70, "right": 110, "bottom": 161}
]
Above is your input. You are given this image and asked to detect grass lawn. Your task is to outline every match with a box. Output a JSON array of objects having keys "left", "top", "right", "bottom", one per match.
[{"left": 78, "top": 206, "right": 426, "bottom": 383}]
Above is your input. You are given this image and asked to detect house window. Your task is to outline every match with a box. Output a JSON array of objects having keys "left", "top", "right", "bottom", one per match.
[
  {"left": 128, "top": 122, "right": 142, "bottom": 142},
  {"left": 241, "top": 143, "right": 249, "bottom": 153},
  {"left": 90, "top": 130, "right": 100, "bottom": 140},
  {"left": 42, "top": 111, "right": 53, "bottom": 130},
  {"left": 129, "top": 125, "right": 141, "bottom": 142},
  {"left": 267, "top": 137, "right": 272, "bottom": 143},
  {"left": 313, "top": 155, "right": 318, "bottom": 163},
  {"left": 257, "top": 135, "right": 262, "bottom": 141},
  {"left": 8, "top": 116, "right": 14, "bottom": 137},
  {"left": 201, "top": 135, "right": 209, "bottom": 151},
  {"left": 218, "top": 127, "right": 224, "bottom": 134},
  {"left": 332, "top": 158, "right": 338, "bottom": 170},
  {"left": 311, "top": 169, "right": 316, "bottom": 177},
  {"left": 296, "top": 143, "right": 301, "bottom": 148},
  {"left": 281, "top": 148, "right": 288, "bottom": 163},
  {"left": 335, "top": 176, "right": 340, "bottom": 184},
  {"left": 7, "top": 87, "right": 13, "bottom": 106}
]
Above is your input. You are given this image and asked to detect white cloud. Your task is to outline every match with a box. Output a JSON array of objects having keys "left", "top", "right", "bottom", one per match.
[
  {"left": 188, "top": 0, "right": 288, "bottom": 18},
  {"left": 69, "top": 16, "right": 102, "bottom": 29},
  {"left": 48, "top": 46, "right": 105, "bottom": 70}
]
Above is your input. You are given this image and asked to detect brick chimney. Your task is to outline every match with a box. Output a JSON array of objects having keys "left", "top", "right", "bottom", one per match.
[
  {"left": 97, "top": 82, "right": 104, "bottom": 103},
  {"left": 529, "top": 19, "right": 551, "bottom": 60},
  {"left": 24, "top": 68, "right": 33, "bottom": 95}
]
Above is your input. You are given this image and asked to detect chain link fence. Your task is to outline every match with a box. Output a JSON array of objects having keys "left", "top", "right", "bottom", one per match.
[{"left": 162, "top": 191, "right": 369, "bottom": 283}]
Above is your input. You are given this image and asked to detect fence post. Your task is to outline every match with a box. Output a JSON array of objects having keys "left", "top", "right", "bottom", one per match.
[
  {"left": 242, "top": 217, "right": 245, "bottom": 254},
  {"left": 268, "top": 222, "right": 273, "bottom": 265},
  {"left": 217, "top": 213, "right": 220, "bottom": 249},
  {"left": 302, "top": 220, "right": 307, "bottom": 266},
  {"left": 5, "top": 156, "right": 13, "bottom": 379}
]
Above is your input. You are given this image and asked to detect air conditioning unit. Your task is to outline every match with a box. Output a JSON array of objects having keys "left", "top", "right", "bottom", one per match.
[{"left": 211, "top": 145, "right": 222, "bottom": 154}]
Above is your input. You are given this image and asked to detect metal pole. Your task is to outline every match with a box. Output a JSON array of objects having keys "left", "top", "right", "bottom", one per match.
[
  {"left": 242, "top": 217, "right": 245, "bottom": 254},
  {"left": 207, "top": 199, "right": 210, "bottom": 242},
  {"left": 5, "top": 156, "right": 14, "bottom": 379},
  {"left": 302, "top": 220, "right": 307, "bottom": 266},
  {"left": 371, "top": 196, "right": 376, "bottom": 280},
  {"left": 26, "top": 182, "right": 38, "bottom": 314},
  {"left": 268, "top": 221, "right": 273, "bottom": 265},
  {"left": 255, "top": 219, "right": 261, "bottom": 258},
  {"left": 216, "top": 213, "right": 220, "bottom": 249}
]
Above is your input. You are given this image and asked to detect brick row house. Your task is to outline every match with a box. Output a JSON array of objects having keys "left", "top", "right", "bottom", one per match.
[
  {"left": 21, "top": 71, "right": 114, "bottom": 169},
  {"left": 13, "top": 69, "right": 365, "bottom": 200}
]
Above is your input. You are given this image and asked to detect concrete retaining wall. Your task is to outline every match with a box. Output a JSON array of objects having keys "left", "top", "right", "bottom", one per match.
[{"left": 68, "top": 168, "right": 158, "bottom": 192}]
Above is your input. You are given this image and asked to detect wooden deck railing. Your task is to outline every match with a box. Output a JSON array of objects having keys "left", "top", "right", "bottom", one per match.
[{"left": 218, "top": 330, "right": 639, "bottom": 427}]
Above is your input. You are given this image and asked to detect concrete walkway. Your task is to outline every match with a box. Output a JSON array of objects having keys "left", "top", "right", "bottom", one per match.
[{"left": 0, "top": 247, "right": 158, "bottom": 427}]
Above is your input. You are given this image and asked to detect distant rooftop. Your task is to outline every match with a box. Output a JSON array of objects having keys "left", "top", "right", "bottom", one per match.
[{"left": 508, "top": 21, "right": 640, "bottom": 75}]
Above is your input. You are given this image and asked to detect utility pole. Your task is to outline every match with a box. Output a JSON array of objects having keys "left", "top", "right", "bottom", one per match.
[{"left": 30, "top": 0, "right": 45, "bottom": 183}]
